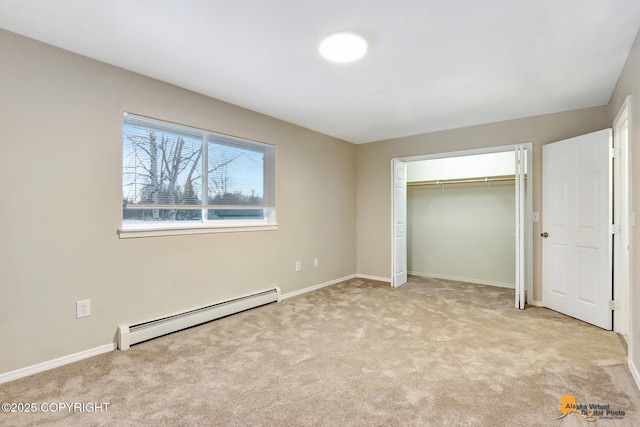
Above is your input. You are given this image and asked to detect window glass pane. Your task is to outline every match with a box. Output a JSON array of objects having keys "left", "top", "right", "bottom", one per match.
[
  {"left": 208, "top": 141, "right": 264, "bottom": 207},
  {"left": 122, "top": 113, "right": 276, "bottom": 230},
  {"left": 123, "top": 124, "right": 202, "bottom": 221}
]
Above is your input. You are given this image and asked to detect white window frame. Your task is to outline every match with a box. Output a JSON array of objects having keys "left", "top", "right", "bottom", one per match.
[{"left": 118, "top": 113, "right": 277, "bottom": 239}]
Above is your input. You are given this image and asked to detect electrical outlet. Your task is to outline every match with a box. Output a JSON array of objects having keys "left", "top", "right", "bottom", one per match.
[
  {"left": 314, "top": 258, "right": 319, "bottom": 267},
  {"left": 295, "top": 261, "right": 301, "bottom": 272},
  {"left": 76, "top": 299, "right": 91, "bottom": 318}
]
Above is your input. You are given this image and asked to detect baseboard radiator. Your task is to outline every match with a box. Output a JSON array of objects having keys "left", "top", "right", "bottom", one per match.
[{"left": 117, "top": 287, "right": 280, "bottom": 350}]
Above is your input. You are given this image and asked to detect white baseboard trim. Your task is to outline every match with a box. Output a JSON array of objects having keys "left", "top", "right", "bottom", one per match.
[
  {"left": 630, "top": 359, "right": 640, "bottom": 391},
  {"left": 281, "top": 274, "right": 357, "bottom": 300},
  {"left": 0, "top": 343, "right": 116, "bottom": 385},
  {"left": 356, "top": 274, "right": 392, "bottom": 283},
  {"left": 528, "top": 300, "right": 544, "bottom": 307},
  {"left": 2, "top": 276, "right": 360, "bottom": 384},
  {"left": 409, "top": 271, "right": 515, "bottom": 289}
]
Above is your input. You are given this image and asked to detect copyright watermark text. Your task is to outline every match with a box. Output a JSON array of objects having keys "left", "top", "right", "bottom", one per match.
[{"left": 2, "top": 402, "right": 110, "bottom": 413}]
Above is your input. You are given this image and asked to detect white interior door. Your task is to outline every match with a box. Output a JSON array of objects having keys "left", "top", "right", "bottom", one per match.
[
  {"left": 542, "top": 129, "right": 612, "bottom": 329},
  {"left": 392, "top": 159, "right": 408, "bottom": 287}
]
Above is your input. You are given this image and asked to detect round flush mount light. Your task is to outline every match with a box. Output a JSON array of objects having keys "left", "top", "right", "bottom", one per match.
[{"left": 319, "top": 31, "right": 368, "bottom": 63}]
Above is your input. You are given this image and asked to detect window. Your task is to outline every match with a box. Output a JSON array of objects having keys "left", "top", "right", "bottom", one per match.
[{"left": 120, "top": 113, "right": 276, "bottom": 238}]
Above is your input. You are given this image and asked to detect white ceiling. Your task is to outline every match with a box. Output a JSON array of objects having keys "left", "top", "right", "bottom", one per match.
[{"left": 1, "top": 1, "right": 640, "bottom": 144}]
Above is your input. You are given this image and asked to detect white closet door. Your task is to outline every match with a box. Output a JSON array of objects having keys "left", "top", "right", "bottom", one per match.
[
  {"left": 514, "top": 144, "right": 526, "bottom": 309},
  {"left": 392, "top": 159, "right": 408, "bottom": 287}
]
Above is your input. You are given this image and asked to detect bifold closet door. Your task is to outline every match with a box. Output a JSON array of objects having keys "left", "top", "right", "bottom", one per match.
[{"left": 392, "top": 159, "right": 408, "bottom": 287}]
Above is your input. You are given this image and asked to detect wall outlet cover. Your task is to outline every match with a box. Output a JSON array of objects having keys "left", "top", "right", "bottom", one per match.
[{"left": 76, "top": 299, "right": 91, "bottom": 318}]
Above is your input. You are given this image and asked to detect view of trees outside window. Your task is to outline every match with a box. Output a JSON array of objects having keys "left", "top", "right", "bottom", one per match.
[{"left": 122, "top": 115, "right": 272, "bottom": 223}]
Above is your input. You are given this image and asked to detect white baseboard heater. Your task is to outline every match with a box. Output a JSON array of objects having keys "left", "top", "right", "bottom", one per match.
[{"left": 117, "top": 287, "right": 280, "bottom": 350}]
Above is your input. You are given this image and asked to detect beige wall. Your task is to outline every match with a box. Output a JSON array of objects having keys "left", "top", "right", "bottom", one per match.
[
  {"left": 0, "top": 29, "right": 356, "bottom": 374},
  {"left": 608, "top": 27, "right": 640, "bottom": 385},
  {"left": 356, "top": 106, "right": 610, "bottom": 300}
]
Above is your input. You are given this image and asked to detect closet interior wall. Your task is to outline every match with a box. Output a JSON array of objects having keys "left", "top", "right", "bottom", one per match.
[{"left": 407, "top": 174, "right": 516, "bottom": 288}]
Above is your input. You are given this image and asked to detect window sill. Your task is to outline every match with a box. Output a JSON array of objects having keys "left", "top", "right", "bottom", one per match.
[{"left": 117, "top": 223, "right": 278, "bottom": 239}]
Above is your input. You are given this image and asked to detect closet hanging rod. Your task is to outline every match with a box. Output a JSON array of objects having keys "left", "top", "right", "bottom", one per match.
[{"left": 407, "top": 175, "right": 523, "bottom": 187}]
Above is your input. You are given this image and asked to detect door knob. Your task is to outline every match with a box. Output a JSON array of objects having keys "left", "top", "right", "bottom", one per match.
[{"left": 541, "top": 232, "right": 549, "bottom": 238}]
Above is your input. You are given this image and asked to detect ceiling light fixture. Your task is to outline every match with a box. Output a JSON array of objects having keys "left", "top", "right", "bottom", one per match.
[{"left": 319, "top": 31, "right": 368, "bottom": 63}]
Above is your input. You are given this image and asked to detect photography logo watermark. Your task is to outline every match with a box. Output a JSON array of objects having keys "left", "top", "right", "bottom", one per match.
[{"left": 556, "top": 395, "right": 625, "bottom": 422}]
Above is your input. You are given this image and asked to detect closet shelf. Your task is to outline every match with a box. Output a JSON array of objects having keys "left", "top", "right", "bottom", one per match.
[{"left": 407, "top": 175, "right": 522, "bottom": 186}]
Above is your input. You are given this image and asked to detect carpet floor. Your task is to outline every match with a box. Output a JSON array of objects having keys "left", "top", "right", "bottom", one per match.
[{"left": 1, "top": 276, "right": 639, "bottom": 426}]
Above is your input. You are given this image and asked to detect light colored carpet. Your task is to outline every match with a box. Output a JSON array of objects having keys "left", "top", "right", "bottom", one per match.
[{"left": 1, "top": 276, "right": 639, "bottom": 426}]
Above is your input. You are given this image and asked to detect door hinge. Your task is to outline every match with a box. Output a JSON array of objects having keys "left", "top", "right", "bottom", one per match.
[
  {"left": 609, "top": 300, "right": 618, "bottom": 311},
  {"left": 611, "top": 147, "right": 621, "bottom": 158},
  {"left": 610, "top": 224, "right": 621, "bottom": 235}
]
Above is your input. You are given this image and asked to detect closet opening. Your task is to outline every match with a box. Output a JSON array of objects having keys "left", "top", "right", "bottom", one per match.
[{"left": 391, "top": 144, "right": 533, "bottom": 309}]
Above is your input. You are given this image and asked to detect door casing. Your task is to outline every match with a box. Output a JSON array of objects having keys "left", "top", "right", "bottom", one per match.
[{"left": 613, "top": 96, "right": 632, "bottom": 337}]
